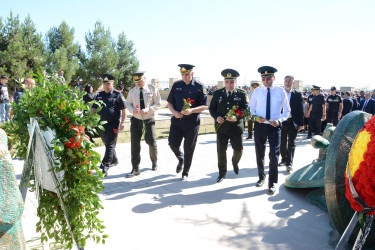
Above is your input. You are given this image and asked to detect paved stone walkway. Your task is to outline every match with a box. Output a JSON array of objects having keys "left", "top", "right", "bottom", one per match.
[{"left": 16, "top": 132, "right": 334, "bottom": 250}]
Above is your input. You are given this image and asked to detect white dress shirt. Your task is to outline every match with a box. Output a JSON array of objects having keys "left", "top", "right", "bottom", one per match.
[
  {"left": 285, "top": 89, "right": 292, "bottom": 119},
  {"left": 249, "top": 85, "right": 290, "bottom": 124}
]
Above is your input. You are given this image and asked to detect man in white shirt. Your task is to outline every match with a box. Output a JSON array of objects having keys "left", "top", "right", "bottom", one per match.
[
  {"left": 125, "top": 72, "right": 162, "bottom": 177},
  {"left": 249, "top": 66, "right": 290, "bottom": 194}
]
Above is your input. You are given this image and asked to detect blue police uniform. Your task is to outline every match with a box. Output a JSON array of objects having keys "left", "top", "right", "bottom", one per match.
[
  {"left": 326, "top": 94, "right": 342, "bottom": 126},
  {"left": 308, "top": 93, "right": 325, "bottom": 136},
  {"left": 93, "top": 89, "right": 126, "bottom": 172},
  {"left": 167, "top": 77, "right": 207, "bottom": 178}
]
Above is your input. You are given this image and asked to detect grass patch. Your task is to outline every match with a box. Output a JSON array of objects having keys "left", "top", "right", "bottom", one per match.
[{"left": 93, "top": 124, "right": 216, "bottom": 147}]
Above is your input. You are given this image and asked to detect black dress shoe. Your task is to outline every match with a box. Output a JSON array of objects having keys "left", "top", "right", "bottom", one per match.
[
  {"left": 176, "top": 161, "right": 183, "bottom": 173},
  {"left": 152, "top": 163, "right": 158, "bottom": 171},
  {"left": 269, "top": 185, "right": 276, "bottom": 194},
  {"left": 256, "top": 179, "right": 264, "bottom": 187},
  {"left": 102, "top": 167, "right": 108, "bottom": 177},
  {"left": 286, "top": 165, "right": 293, "bottom": 172},
  {"left": 126, "top": 169, "right": 140, "bottom": 178},
  {"left": 216, "top": 175, "right": 225, "bottom": 183},
  {"left": 233, "top": 165, "right": 239, "bottom": 175},
  {"left": 306, "top": 136, "right": 312, "bottom": 139},
  {"left": 181, "top": 175, "right": 188, "bottom": 181}
]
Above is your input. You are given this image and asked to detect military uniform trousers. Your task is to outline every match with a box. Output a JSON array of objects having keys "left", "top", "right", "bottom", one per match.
[
  {"left": 326, "top": 111, "right": 339, "bottom": 126},
  {"left": 130, "top": 117, "right": 157, "bottom": 169},
  {"left": 280, "top": 118, "right": 298, "bottom": 167},
  {"left": 308, "top": 112, "right": 322, "bottom": 136},
  {"left": 254, "top": 122, "right": 281, "bottom": 187},
  {"left": 247, "top": 120, "right": 254, "bottom": 138},
  {"left": 98, "top": 120, "right": 120, "bottom": 168},
  {"left": 217, "top": 129, "right": 243, "bottom": 177},
  {"left": 168, "top": 116, "right": 200, "bottom": 177}
]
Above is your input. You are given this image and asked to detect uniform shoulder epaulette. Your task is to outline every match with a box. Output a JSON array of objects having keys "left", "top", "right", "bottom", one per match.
[
  {"left": 129, "top": 86, "right": 136, "bottom": 90},
  {"left": 113, "top": 89, "right": 121, "bottom": 93},
  {"left": 148, "top": 84, "right": 155, "bottom": 90},
  {"left": 195, "top": 79, "right": 203, "bottom": 85}
]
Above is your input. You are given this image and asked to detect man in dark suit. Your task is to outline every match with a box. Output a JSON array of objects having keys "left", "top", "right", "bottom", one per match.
[
  {"left": 342, "top": 92, "right": 353, "bottom": 117},
  {"left": 209, "top": 69, "right": 249, "bottom": 183},
  {"left": 357, "top": 90, "right": 366, "bottom": 110},
  {"left": 362, "top": 92, "right": 375, "bottom": 115},
  {"left": 279, "top": 75, "right": 304, "bottom": 173},
  {"left": 351, "top": 92, "right": 359, "bottom": 111}
]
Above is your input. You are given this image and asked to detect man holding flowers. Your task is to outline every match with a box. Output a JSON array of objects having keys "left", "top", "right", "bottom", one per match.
[
  {"left": 167, "top": 64, "right": 208, "bottom": 181},
  {"left": 91, "top": 74, "right": 126, "bottom": 176},
  {"left": 249, "top": 66, "right": 290, "bottom": 194},
  {"left": 125, "top": 71, "right": 161, "bottom": 177},
  {"left": 209, "top": 69, "right": 249, "bottom": 183}
]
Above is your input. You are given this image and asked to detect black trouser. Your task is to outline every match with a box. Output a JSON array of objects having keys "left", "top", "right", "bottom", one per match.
[
  {"left": 308, "top": 113, "right": 322, "bottom": 136},
  {"left": 254, "top": 122, "right": 281, "bottom": 187},
  {"left": 98, "top": 120, "right": 119, "bottom": 168},
  {"left": 247, "top": 120, "right": 254, "bottom": 138},
  {"left": 168, "top": 116, "right": 200, "bottom": 177},
  {"left": 130, "top": 117, "right": 157, "bottom": 169},
  {"left": 217, "top": 132, "right": 243, "bottom": 177},
  {"left": 326, "top": 111, "right": 339, "bottom": 126},
  {"left": 280, "top": 118, "right": 298, "bottom": 167}
]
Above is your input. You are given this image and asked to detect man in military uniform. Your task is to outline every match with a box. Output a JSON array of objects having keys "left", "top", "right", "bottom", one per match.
[
  {"left": 209, "top": 69, "right": 249, "bottom": 183},
  {"left": 91, "top": 74, "right": 126, "bottom": 176},
  {"left": 326, "top": 86, "right": 343, "bottom": 126},
  {"left": 167, "top": 64, "right": 208, "bottom": 181},
  {"left": 249, "top": 66, "right": 290, "bottom": 194},
  {"left": 125, "top": 72, "right": 161, "bottom": 177},
  {"left": 279, "top": 75, "right": 304, "bottom": 173},
  {"left": 246, "top": 82, "right": 259, "bottom": 139},
  {"left": 305, "top": 85, "right": 326, "bottom": 138}
]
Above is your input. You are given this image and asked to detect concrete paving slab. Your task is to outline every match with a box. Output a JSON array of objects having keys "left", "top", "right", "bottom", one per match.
[{"left": 16, "top": 132, "right": 334, "bottom": 250}]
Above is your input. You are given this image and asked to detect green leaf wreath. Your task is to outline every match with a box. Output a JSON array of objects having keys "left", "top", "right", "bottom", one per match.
[{"left": 5, "top": 71, "right": 108, "bottom": 249}]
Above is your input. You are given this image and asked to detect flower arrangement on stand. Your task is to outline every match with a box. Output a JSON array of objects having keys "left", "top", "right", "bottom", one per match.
[
  {"left": 5, "top": 71, "right": 107, "bottom": 249},
  {"left": 345, "top": 115, "right": 375, "bottom": 247}
]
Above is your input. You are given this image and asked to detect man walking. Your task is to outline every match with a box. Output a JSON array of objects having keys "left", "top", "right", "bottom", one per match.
[
  {"left": 125, "top": 72, "right": 161, "bottom": 177},
  {"left": 249, "top": 66, "right": 290, "bottom": 194},
  {"left": 91, "top": 74, "right": 126, "bottom": 176},
  {"left": 167, "top": 64, "right": 208, "bottom": 181},
  {"left": 279, "top": 75, "right": 304, "bottom": 173},
  {"left": 209, "top": 69, "right": 248, "bottom": 183},
  {"left": 326, "top": 86, "right": 342, "bottom": 126},
  {"left": 306, "top": 86, "right": 326, "bottom": 138}
]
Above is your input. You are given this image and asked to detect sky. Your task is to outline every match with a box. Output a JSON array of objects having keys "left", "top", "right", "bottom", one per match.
[{"left": 3, "top": 0, "right": 375, "bottom": 89}]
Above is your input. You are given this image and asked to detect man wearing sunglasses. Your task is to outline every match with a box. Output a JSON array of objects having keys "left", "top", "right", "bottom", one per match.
[{"left": 249, "top": 66, "right": 290, "bottom": 194}]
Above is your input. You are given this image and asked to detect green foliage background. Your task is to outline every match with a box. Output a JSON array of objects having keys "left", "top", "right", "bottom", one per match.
[{"left": 0, "top": 12, "right": 139, "bottom": 92}]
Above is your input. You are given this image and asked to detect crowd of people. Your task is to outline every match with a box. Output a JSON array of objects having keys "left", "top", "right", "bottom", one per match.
[{"left": 2, "top": 66, "right": 375, "bottom": 195}]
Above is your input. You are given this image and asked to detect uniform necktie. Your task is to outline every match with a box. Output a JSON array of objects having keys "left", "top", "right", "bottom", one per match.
[
  {"left": 266, "top": 88, "right": 270, "bottom": 120},
  {"left": 228, "top": 91, "right": 232, "bottom": 98},
  {"left": 140, "top": 88, "right": 145, "bottom": 110}
]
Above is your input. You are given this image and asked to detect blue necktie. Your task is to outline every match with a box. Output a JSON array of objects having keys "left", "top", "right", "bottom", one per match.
[{"left": 266, "top": 88, "right": 270, "bottom": 120}]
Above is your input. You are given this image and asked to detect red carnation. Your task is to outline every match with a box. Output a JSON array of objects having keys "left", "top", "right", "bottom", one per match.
[
  {"left": 187, "top": 98, "right": 191, "bottom": 102},
  {"left": 190, "top": 100, "right": 195, "bottom": 105},
  {"left": 113, "top": 128, "right": 117, "bottom": 134}
]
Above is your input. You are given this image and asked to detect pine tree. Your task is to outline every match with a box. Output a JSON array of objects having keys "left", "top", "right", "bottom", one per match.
[
  {"left": 46, "top": 21, "right": 80, "bottom": 84},
  {"left": 0, "top": 12, "right": 44, "bottom": 91},
  {"left": 83, "top": 21, "right": 119, "bottom": 88},
  {"left": 114, "top": 32, "right": 139, "bottom": 89}
]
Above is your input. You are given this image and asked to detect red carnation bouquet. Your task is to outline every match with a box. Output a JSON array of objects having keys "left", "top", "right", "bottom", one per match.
[
  {"left": 182, "top": 98, "right": 195, "bottom": 110},
  {"left": 215, "top": 105, "right": 243, "bottom": 131}
]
